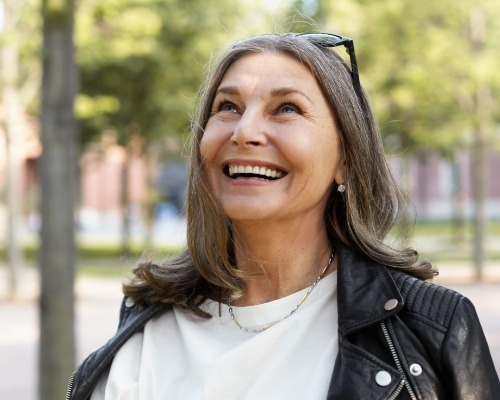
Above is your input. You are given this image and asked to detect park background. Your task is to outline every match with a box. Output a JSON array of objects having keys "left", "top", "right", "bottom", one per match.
[{"left": 0, "top": 0, "right": 499, "bottom": 399}]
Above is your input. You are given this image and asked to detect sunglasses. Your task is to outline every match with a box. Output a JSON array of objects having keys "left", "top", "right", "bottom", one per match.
[{"left": 296, "top": 32, "right": 362, "bottom": 103}]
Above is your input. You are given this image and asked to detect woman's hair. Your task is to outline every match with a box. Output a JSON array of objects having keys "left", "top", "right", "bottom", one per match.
[{"left": 124, "top": 33, "right": 436, "bottom": 316}]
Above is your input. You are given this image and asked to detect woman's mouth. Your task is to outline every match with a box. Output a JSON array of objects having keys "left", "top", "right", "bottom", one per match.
[{"left": 224, "top": 164, "right": 287, "bottom": 180}]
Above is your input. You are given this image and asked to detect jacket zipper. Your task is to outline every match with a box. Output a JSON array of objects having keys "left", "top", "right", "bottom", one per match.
[
  {"left": 387, "top": 379, "right": 405, "bottom": 400},
  {"left": 381, "top": 321, "right": 417, "bottom": 400},
  {"left": 65, "top": 371, "right": 75, "bottom": 400}
]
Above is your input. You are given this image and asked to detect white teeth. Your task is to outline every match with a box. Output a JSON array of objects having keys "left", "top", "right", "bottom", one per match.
[{"left": 228, "top": 164, "right": 285, "bottom": 179}]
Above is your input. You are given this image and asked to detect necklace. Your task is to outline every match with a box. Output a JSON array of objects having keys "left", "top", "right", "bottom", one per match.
[{"left": 227, "top": 250, "right": 335, "bottom": 333}]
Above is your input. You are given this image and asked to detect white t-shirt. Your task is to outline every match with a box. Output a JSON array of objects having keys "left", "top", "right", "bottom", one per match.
[{"left": 91, "top": 271, "right": 338, "bottom": 400}]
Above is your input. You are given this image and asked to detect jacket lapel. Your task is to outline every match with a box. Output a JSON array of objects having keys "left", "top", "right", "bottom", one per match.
[
  {"left": 336, "top": 244, "right": 404, "bottom": 335},
  {"left": 328, "top": 244, "right": 407, "bottom": 399}
]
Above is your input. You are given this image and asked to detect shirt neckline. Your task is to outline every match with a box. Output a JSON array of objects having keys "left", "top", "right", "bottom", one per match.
[{"left": 203, "top": 270, "right": 337, "bottom": 330}]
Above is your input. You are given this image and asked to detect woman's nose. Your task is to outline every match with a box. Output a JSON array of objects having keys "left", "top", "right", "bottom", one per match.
[{"left": 230, "top": 110, "right": 268, "bottom": 147}]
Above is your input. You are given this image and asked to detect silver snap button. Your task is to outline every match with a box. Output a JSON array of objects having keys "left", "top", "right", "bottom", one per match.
[
  {"left": 384, "top": 299, "right": 399, "bottom": 311},
  {"left": 125, "top": 297, "right": 135, "bottom": 308},
  {"left": 375, "top": 370, "right": 392, "bottom": 386},
  {"left": 409, "top": 363, "right": 422, "bottom": 376}
]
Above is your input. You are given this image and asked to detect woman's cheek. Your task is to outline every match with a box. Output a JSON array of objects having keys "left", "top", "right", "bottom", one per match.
[
  {"left": 198, "top": 140, "right": 218, "bottom": 192},
  {"left": 199, "top": 120, "right": 226, "bottom": 158}
]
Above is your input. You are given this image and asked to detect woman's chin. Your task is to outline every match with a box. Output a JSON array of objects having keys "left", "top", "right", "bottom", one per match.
[{"left": 222, "top": 204, "right": 281, "bottom": 225}]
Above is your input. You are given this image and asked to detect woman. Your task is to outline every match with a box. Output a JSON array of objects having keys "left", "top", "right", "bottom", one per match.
[{"left": 67, "top": 33, "right": 500, "bottom": 399}]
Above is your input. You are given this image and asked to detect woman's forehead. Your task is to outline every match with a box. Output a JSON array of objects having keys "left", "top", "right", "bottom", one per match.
[{"left": 217, "top": 51, "right": 317, "bottom": 92}]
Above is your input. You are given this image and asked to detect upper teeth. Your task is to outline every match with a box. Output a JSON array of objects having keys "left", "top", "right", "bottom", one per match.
[{"left": 228, "top": 165, "right": 284, "bottom": 179}]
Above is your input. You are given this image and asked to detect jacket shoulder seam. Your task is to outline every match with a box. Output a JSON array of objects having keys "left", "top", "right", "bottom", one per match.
[
  {"left": 403, "top": 311, "right": 448, "bottom": 333},
  {"left": 389, "top": 269, "right": 462, "bottom": 329}
]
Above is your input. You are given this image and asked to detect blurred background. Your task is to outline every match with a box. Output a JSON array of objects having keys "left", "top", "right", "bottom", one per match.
[{"left": 0, "top": 0, "right": 499, "bottom": 398}]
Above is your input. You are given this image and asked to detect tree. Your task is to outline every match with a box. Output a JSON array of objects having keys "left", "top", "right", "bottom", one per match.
[
  {"left": 1, "top": 0, "right": 40, "bottom": 296},
  {"left": 309, "top": 0, "right": 500, "bottom": 274},
  {"left": 75, "top": 0, "right": 254, "bottom": 250},
  {"left": 356, "top": 0, "right": 499, "bottom": 276},
  {"left": 467, "top": 5, "right": 495, "bottom": 280},
  {"left": 39, "top": 0, "right": 78, "bottom": 398},
  {"left": 1, "top": 0, "right": 24, "bottom": 297}
]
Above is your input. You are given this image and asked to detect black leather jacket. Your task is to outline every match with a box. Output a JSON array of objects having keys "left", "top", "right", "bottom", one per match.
[{"left": 67, "top": 245, "right": 500, "bottom": 399}]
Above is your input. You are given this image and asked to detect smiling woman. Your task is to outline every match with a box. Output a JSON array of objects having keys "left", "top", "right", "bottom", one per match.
[
  {"left": 226, "top": 164, "right": 286, "bottom": 180},
  {"left": 200, "top": 52, "right": 343, "bottom": 238},
  {"left": 67, "top": 33, "right": 500, "bottom": 400}
]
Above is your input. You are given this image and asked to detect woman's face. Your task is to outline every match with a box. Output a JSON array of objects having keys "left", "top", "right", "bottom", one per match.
[{"left": 200, "top": 51, "right": 345, "bottom": 225}]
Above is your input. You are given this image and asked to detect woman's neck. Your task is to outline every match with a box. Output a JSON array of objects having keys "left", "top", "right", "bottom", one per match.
[{"left": 231, "top": 218, "right": 335, "bottom": 306}]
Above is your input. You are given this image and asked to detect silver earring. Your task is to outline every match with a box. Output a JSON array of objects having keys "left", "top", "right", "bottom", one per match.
[{"left": 337, "top": 184, "right": 346, "bottom": 193}]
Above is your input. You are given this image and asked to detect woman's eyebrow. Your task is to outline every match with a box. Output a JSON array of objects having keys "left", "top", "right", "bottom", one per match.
[
  {"left": 215, "top": 85, "right": 239, "bottom": 96},
  {"left": 215, "top": 86, "right": 313, "bottom": 104},
  {"left": 270, "top": 87, "right": 313, "bottom": 104}
]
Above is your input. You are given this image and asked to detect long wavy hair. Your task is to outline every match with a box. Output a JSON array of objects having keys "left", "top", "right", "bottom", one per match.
[{"left": 123, "top": 33, "right": 436, "bottom": 316}]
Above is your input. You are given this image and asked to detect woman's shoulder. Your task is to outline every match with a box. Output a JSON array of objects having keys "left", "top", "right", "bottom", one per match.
[
  {"left": 118, "top": 297, "right": 171, "bottom": 329},
  {"left": 387, "top": 268, "right": 469, "bottom": 329}
]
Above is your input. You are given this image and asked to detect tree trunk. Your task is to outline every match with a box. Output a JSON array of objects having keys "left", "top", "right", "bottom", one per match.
[
  {"left": 144, "top": 143, "right": 159, "bottom": 248},
  {"left": 2, "top": 114, "right": 23, "bottom": 298},
  {"left": 450, "top": 156, "right": 466, "bottom": 246},
  {"left": 472, "top": 84, "right": 490, "bottom": 281},
  {"left": 472, "top": 138, "right": 486, "bottom": 280},
  {"left": 120, "top": 152, "right": 131, "bottom": 254},
  {"left": 396, "top": 150, "right": 413, "bottom": 248},
  {"left": 469, "top": 7, "right": 490, "bottom": 281},
  {"left": 39, "top": 1, "right": 78, "bottom": 399},
  {"left": 1, "top": 0, "right": 24, "bottom": 297}
]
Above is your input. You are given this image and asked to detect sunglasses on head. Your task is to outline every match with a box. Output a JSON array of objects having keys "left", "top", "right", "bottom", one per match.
[{"left": 296, "top": 32, "right": 362, "bottom": 103}]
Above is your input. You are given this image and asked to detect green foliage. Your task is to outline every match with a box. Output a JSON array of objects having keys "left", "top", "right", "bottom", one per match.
[
  {"left": 76, "top": 0, "right": 251, "bottom": 146},
  {"left": 43, "top": 0, "right": 74, "bottom": 27},
  {"left": 312, "top": 0, "right": 500, "bottom": 157},
  {"left": 22, "top": 0, "right": 500, "bottom": 159},
  {"left": 2, "top": 0, "right": 42, "bottom": 114}
]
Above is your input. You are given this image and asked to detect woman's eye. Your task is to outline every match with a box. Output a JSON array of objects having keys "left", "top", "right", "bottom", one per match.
[
  {"left": 278, "top": 103, "right": 300, "bottom": 114},
  {"left": 219, "top": 101, "right": 238, "bottom": 113}
]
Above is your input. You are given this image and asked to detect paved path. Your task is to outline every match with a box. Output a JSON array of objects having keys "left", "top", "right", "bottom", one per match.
[{"left": 1, "top": 264, "right": 499, "bottom": 400}]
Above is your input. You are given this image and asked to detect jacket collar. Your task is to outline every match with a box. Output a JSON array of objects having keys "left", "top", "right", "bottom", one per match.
[{"left": 336, "top": 243, "right": 404, "bottom": 335}]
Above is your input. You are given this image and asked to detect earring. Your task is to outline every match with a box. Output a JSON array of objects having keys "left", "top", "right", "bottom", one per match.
[{"left": 337, "top": 184, "right": 346, "bottom": 193}]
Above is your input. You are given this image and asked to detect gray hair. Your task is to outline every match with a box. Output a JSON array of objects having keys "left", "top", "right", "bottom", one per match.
[{"left": 124, "top": 33, "right": 435, "bottom": 315}]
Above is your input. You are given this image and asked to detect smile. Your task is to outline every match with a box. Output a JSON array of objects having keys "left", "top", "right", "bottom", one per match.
[{"left": 224, "top": 164, "right": 286, "bottom": 180}]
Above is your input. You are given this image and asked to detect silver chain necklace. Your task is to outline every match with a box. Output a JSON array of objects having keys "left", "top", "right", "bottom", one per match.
[{"left": 227, "top": 250, "right": 335, "bottom": 333}]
